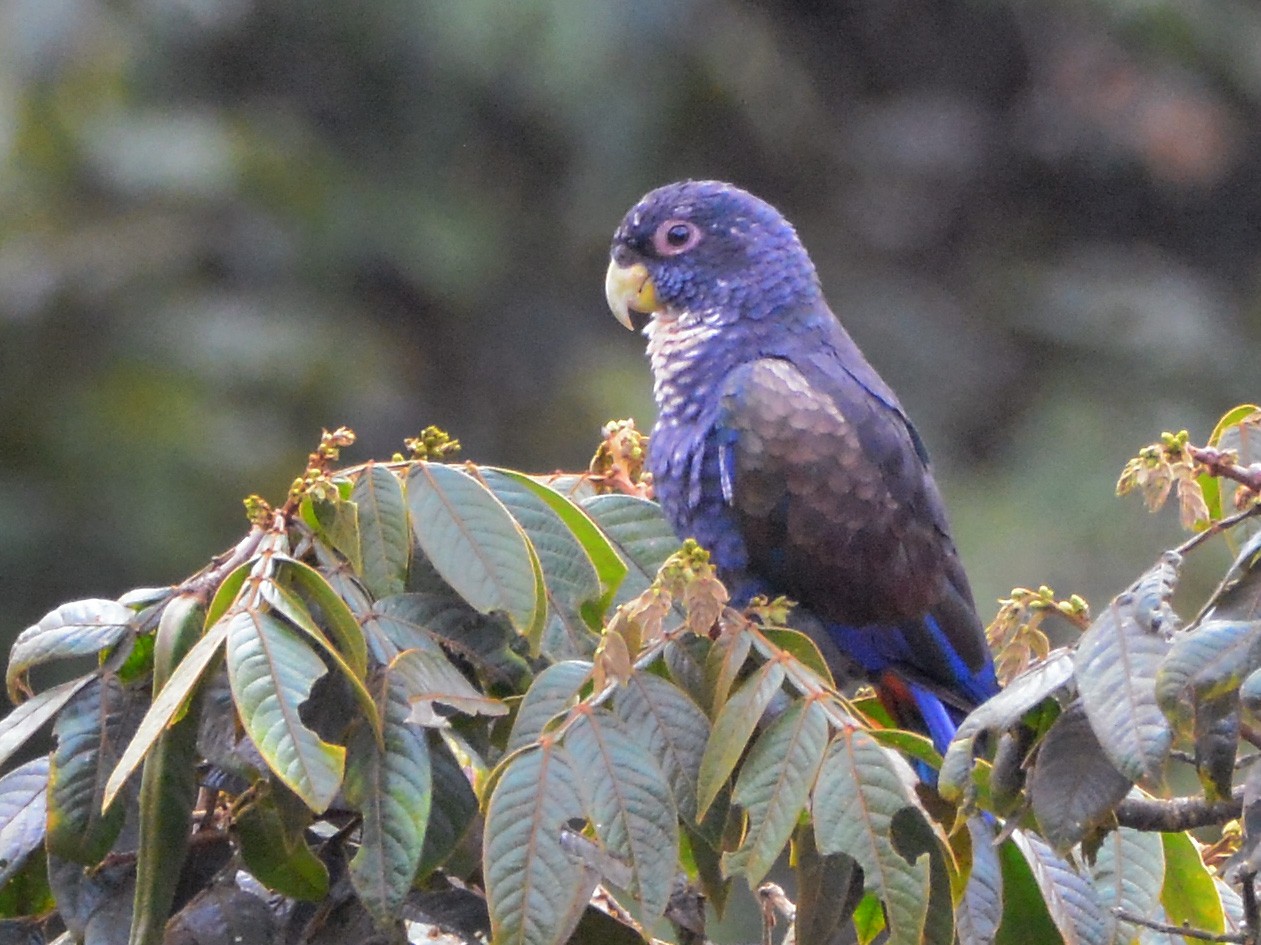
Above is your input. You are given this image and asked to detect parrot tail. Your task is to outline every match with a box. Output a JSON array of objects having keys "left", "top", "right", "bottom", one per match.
[
  {"left": 874, "top": 670, "right": 959, "bottom": 754},
  {"left": 873, "top": 669, "right": 974, "bottom": 785}
]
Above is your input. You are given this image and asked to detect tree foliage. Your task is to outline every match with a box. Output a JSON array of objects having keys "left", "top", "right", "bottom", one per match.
[{"left": 2, "top": 409, "right": 1261, "bottom": 945}]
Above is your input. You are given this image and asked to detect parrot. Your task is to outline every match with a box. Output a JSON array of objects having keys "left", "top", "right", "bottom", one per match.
[{"left": 603, "top": 179, "right": 998, "bottom": 755}]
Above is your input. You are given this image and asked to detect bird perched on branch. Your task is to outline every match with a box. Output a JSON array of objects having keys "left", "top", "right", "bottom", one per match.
[{"left": 604, "top": 180, "right": 998, "bottom": 754}]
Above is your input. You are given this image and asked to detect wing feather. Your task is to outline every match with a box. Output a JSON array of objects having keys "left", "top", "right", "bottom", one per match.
[{"left": 717, "top": 357, "right": 963, "bottom": 632}]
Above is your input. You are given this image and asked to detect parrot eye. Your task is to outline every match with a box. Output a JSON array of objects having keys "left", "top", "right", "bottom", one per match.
[{"left": 653, "top": 219, "right": 702, "bottom": 256}]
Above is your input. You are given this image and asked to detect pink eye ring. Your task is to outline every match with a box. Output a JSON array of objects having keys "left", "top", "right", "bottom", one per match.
[{"left": 652, "top": 219, "right": 702, "bottom": 256}]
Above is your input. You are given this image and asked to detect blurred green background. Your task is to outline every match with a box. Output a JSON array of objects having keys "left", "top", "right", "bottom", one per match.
[{"left": 2, "top": 0, "right": 1257, "bottom": 658}]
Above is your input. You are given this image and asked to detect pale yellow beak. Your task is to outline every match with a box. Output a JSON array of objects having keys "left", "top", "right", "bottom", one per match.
[{"left": 604, "top": 260, "right": 660, "bottom": 330}]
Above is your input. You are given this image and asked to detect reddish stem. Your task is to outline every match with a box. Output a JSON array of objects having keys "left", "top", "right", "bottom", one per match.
[{"left": 1191, "top": 445, "right": 1261, "bottom": 493}]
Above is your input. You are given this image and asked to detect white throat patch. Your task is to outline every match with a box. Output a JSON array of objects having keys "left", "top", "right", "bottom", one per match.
[{"left": 644, "top": 307, "right": 728, "bottom": 418}]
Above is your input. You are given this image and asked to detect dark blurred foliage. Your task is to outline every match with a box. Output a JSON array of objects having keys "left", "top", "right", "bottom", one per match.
[{"left": 2, "top": 0, "right": 1258, "bottom": 661}]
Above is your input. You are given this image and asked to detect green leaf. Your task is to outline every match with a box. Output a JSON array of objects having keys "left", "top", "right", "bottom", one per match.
[
  {"left": 1010, "top": 830, "right": 1108, "bottom": 945},
  {"left": 6, "top": 599, "right": 134, "bottom": 700},
  {"left": 119, "top": 585, "right": 176, "bottom": 610},
  {"left": 388, "top": 647, "right": 508, "bottom": 724},
  {"left": 0, "top": 758, "right": 50, "bottom": 888},
  {"left": 408, "top": 462, "right": 545, "bottom": 644},
  {"left": 956, "top": 815, "right": 1003, "bottom": 945},
  {"left": 1207, "top": 526, "right": 1261, "bottom": 622},
  {"left": 898, "top": 809, "right": 955, "bottom": 945},
  {"left": 0, "top": 675, "right": 94, "bottom": 772},
  {"left": 344, "top": 661, "right": 432, "bottom": 924},
  {"left": 116, "top": 629, "right": 156, "bottom": 685},
  {"left": 489, "top": 469, "right": 627, "bottom": 607},
  {"left": 581, "top": 495, "right": 682, "bottom": 608},
  {"left": 46, "top": 852, "right": 128, "bottom": 941},
  {"left": 130, "top": 713, "right": 201, "bottom": 945},
  {"left": 1156, "top": 618, "right": 1261, "bottom": 719},
  {"left": 370, "top": 591, "right": 531, "bottom": 690},
  {"left": 994, "top": 837, "right": 1061, "bottom": 945},
  {"left": 484, "top": 741, "right": 595, "bottom": 945},
  {"left": 128, "top": 593, "right": 206, "bottom": 945},
  {"left": 1205, "top": 401, "right": 1255, "bottom": 446},
  {"left": 752, "top": 627, "right": 835, "bottom": 687},
  {"left": 407, "top": 538, "right": 459, "bottom": 595},
  {"left": 852, "top": 892, "right": 887, "bottom": 945},
  {"left": 225, "top": 606, "right": 346, "bottom": 811},
  {"left": 0, "top": 845, "right": 53, "bottom": 919},
  {"left": 278, "top": 556, "right": 369, "bottom": 681},
  {"left": 705, "top": 627, "right": 753, "bottom": 713},
  {"left": 507, "top": 660, "right": 592, "bottom": 753},
  {"left": 204, "top": 560, "right": 253, "bottom": 628},
  {"left": 1029, "top": 700, "right": 1133, "bottom": 852},
  {"left": 479, "top": 468, "right": 604, "bottom": 659},
  {"left": 151, "top": 594, "right": 205, "bottom": 685},
  {"left": 812, "top": 726, "right": 932, "bottom": 945},
  {"left": 940, "top": 651, "right": 1075, "bottom": 803},
  {"left": 1204, "top": 406, "right": 1261, "bottom": 539},
  {"left": 260, "top": 570, "right": 381, "bottom": 741},
  {"left": 696, "top": 660, "right": 785, "bottom": 819},
  {"left": 1200, "top": 406, "right": 1261, "bottom": 522},
  {"left": 1194, "top": 693, "right": 1238, "bottom": 801},
  {"left": 1074, "top": 554, "right": 1179, "bottom": 782},
  {"left": 683, "top": 822, "right": 731, "bottom": 916},
  {"left": 1238, "top": 751, "right": 1261, "bottom": 878},
  {"left": 301, "top": 490, "right": 363, "bottom": 574},
  {"left": 195, "top": 668, "right": 268, "bottom": 785},
  {"left": 1241, "top": 663, "right": 1261, "bottom": 712},
  {"left": 612, "top": 670, "right": 710, "bottom": 824},
  {"left": 351, "top": 462, "right": 411, "bottom": 598},
  {"left": 234, "top": 783, "right": 330, "bottom": 901},
  {"left": 1092, "top": 824, "right": 1164, "bottom": 945},
  {"left": 536, "top": 473, "right": 600, "bottom": 501},
  {"left": 417, "top": 732, "right": 479, "bottom": 879},
  {"left": 359, "top": 593, "right": 443, "bottom": 662},
  {"left": 793, "top": 828, "right": 863, "bottom": 945},
  {"left": 722, "top": 698, "right": 828, "bottom": 886},
  {"left": 1160, "top": 831, "right": 1224, "bottom": 935},
  {"left": 1219, "top": 875, "right": 1246, "bottom": 937},
  {"left": 988, "top": 727, "right": 1035, "bottom": 814},
  {"left": 314, "top": 543, "right": 374, "bottom": 616},
  {"left": 1135, "top": 907, "right": 1193, "bottom": 945},
  {"left": 1207, "top": 404, "right": 1261, "bottom": 449},
  {"left": 104, "top": 617, "right": 228, "bottom": 809},
  {"left": 564, "top": 708, "right": 678, "bottom": 928},
  {"left": 867, "top": 728, "right": 942, "bottom": 776},
  {"left": 664, "top": 636, "right": 711, "bottom": 704},
  {"left": 47, "top": 676, "right": 141, "bottom": 864}
]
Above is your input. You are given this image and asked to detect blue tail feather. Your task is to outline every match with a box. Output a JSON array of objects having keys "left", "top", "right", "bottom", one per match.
[
  {"left": 909, "top": 685, "right": 959, "bottom": 756},
  {"left": 829, "top": 612, "right": 998, "bottom": 783}
]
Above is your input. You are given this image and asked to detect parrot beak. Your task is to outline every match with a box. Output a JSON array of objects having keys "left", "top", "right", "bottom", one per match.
[{"left": 605, "top": 260, "right": 660, "bottom": 331}]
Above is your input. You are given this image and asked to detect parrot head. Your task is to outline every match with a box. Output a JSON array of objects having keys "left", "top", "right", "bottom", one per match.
[{"left": 605, "top": 180, "right": 821, "bottom": 333}]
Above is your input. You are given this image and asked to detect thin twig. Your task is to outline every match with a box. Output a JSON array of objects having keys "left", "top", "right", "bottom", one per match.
[
  {"left": 183, "top": 525, "right": 267, "bottom": 598},
  {"left": 1113, "top": 907, "right": 1245, "bottom": 943},
  {"left": 1243, "top": 869, "right": 1259, "bottom": 945},
  {"left": 548, "top": 626, "right": 681, "bottom": 742},
  {"left": 746, "top": 623, "right": 863, "bottom": 732},
  {"left": 1174, "top": 501, "right": 1261, "bottom": 628},
  {"left": 1169, "top": 750, "right": 1261, "bottom": 771},
  {"left": 1190, "top": 446, "right": 1261, "bottom": 494},
  {"left": 757, "top": 883, "right": 795, "bottom": 945},
  {"left": 1113, "top": 786, "right": 1243, "bottom": 832},
  {"left": 1174, "top": 503, "right": 1261, "bottom": 559}
]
